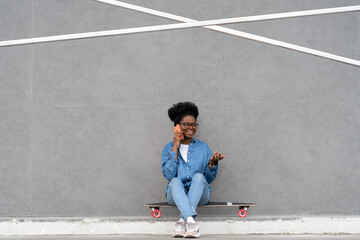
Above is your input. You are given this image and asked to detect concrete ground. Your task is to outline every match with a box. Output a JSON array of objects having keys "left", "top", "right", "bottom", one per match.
[{"left": 1, "top": 235, "right": 360, "bottom": 240}]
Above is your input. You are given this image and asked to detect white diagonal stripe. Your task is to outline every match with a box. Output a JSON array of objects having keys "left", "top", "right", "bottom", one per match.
[
  {"left": 95, "top": 0, "right": 360, "bottom": 67},
  {"left": 0, "top": 1, "right": 359, "bottom": 66}
]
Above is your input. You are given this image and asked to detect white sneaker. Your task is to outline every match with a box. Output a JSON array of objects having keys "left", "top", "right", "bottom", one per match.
[
  {"left": 173, "top": 220, "right": 186, "bottom": 238},
  {"left": 184, "top": 222, "right": 200, "bottom": 238}
]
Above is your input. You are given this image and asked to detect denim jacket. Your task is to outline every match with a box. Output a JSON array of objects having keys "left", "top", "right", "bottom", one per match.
[{"left": 161, "top": 138, "right": 218, "bottom": 196}]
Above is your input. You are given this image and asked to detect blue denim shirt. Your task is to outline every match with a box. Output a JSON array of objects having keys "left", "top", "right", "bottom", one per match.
[{"left": 161, "top": 138, "right": 218, "bottom": 196}]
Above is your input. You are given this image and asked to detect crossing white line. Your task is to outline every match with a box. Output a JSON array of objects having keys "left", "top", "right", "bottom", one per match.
[
  {"left": 96, "top": 0, "right": 360, "bottom": 24},
  {"left": 95, "top": 0, "right": 360, "bottom": 67},
  {"left": 0, "top": 1, "right": 359, "bottom": 66}
]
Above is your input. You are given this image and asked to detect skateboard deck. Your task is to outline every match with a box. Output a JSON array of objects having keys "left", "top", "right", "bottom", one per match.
[{"left": 144, "top": 202, "right": 256, "bottom": 218}]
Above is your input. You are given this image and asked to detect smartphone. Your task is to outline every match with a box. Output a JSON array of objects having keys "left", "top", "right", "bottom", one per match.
[
  {"left": 174, "top": 124, "right": 183, "bottom": 139},
  {"left": 174, "top": 124, "right": 181, "bottom": 133}
]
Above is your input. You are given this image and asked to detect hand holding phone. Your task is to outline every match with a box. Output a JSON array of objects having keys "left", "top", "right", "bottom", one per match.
[
  {"left": 173, "top": 124, "right": 183, "bottom": 144},
  {"left": 174, "top": 124, "right": 181, "bottom": 134},
  {"left": 172, "top": 124, "right": 183, "bottom": 153}
]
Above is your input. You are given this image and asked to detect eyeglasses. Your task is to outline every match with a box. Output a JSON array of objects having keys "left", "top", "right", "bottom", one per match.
[{"left": 179, "top": 122, "right": 199, "bottom": 128}]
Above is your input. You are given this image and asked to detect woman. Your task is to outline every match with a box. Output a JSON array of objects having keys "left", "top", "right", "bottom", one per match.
[{"left": 161, "top": 102, "right": 226, "bottom": 238}]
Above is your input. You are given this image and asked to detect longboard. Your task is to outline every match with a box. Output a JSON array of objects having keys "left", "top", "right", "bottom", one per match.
[{"left": 144, "top": 202, "right": 256, "bottom": 218}]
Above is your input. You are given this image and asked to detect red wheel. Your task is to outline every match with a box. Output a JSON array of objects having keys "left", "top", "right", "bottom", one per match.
[
  {"left": 238, "top": 209, "right": 247, "bottom": 218},
  {"left": 151, "top": 209, "right": 161, "bottom": 218}
]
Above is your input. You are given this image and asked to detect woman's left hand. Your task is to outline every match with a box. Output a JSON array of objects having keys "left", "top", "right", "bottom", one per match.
[{"left": 209, "top": 151, "right": 226, "bottom": 169}]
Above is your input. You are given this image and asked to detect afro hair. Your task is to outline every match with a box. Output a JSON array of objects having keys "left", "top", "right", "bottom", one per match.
[{"left": 168, "top": 102, "right": 199, "bottom": 126}]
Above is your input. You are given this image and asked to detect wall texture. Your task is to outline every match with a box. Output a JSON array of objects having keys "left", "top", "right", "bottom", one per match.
[{"left": 1, "top": 0, "right": 360, "bottom": 218}]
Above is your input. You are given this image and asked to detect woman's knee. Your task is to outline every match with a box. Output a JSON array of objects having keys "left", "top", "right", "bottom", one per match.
[
  {"left": 169, "top": 177, "right": 182, "bottom": 187},
  {"left": 192, "top": 173, "right": 206, "bottom": 183}
]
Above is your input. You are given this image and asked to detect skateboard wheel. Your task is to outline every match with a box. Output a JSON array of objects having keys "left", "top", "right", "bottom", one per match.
[
  {"left": 238, "top": 209, "right": 247, "bottom": 218},
  {"left": 151, "top": 209, "right": 161, "bottom": 218}
]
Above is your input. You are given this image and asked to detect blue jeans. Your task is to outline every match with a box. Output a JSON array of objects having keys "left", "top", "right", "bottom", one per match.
[{"left": 167, "top": 173, "right": 210, "bottom": 219}]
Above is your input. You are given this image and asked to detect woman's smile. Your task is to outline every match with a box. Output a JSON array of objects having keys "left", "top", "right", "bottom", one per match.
[{"left": 186, "top": 130, "right": 194, "bottom": 135}]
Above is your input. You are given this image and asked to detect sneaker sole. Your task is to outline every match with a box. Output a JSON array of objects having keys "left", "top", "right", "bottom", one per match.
[
  {"left": 184, "top": 231, "right": 201, "bottom": 238},
  {"left": 173, "top": 232, "right": 185, "bottom": 238}
]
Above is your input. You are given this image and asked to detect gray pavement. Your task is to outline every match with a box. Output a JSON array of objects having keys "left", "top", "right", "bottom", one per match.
[{"left": 1, "top": 235, "right": 360, "bottom": 240}]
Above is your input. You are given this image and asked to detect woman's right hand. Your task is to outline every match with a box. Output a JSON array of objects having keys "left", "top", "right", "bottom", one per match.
[{"left": 172, "top": 126, "right": 183, "bottom": 151}]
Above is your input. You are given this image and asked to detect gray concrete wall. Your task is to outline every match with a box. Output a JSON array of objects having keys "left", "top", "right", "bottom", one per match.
[{"left": 1, "top": 0, "right": 359, "bottom": 217}]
